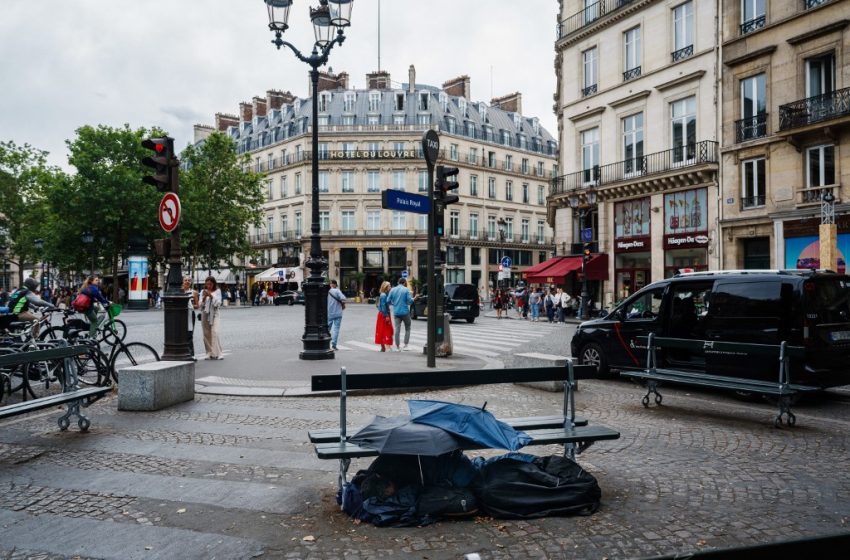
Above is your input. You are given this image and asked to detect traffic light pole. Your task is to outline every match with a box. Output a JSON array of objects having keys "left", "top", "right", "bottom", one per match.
[{"left": 426, "top": 165, "right": 437, "bottom": 369}]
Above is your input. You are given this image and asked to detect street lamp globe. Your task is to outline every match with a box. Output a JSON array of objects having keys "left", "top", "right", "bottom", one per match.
[
  {"left": 586, "top": 187, "right": 598, "bottom": 206},
  {"left": 265, "top": 0, "right": 293, "bottom": 33},
  {"left": 311, "top": 2, "right": 334, "bottom": 47},
  {"left": 33, "top": 238, "right": 44, "bottom": 251},
  {"left": 567, "top": 193, "right": 580, "bottom": 209},
  {"left": 327, "top": 0, "right": 353, "bottom": 27},
  {"left": 81, "top": 231, "right": 94, "bottom": 245}
]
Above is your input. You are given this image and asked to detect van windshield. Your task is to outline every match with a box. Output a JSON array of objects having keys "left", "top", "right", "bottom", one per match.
[
  {"left": 446, "top": 284, "right": 477, "bottom": 300},
  {"left": 807, "top": 278, "right": 850, "bottom": 324}
]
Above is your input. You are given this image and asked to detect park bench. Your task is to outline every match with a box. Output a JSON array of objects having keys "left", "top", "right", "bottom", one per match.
[
  {"left": 621, "top": 333, "right": 821, "bottom": 427},
  {"left": 309, "top": 362, "right": 620, "bottom": 489},
  {"left": 0, "top": 342, "right": 111, "bottom": 431}
]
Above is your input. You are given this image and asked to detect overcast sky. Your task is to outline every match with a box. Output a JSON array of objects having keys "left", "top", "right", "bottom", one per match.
[{"left": 1, "top": 0, "right": 559, "bottom": 170}]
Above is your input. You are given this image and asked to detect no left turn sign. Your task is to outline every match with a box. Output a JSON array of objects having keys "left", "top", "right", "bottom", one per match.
[{"left": 159, "top": 192, "right": 181, "bottom": 232}]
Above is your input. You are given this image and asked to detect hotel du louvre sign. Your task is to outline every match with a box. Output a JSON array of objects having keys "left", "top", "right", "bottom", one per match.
[
  {"left": 327, "top": 149, "right": 419, "bottom": 160},
  {"left": 664, "top": 231, "right": 710, "bottom": 250}
]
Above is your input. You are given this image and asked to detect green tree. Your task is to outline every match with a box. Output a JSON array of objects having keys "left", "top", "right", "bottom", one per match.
[{"left": 179, "top": 131, "right": 264, "bottom": 277}]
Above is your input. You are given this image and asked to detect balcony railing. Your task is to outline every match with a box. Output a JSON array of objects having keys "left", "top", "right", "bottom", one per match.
[
  {"left": 740, "top": 195, "right": 766, "bottom": 210},
  {"left": 557, "top": 0, "right": 634, "bottom": 39},
  {"left": 582, "top": 84, "right": 598, "bottom": 97},
  {"left": 623, "top": 66, "right": 642, "bottom": 82},
  {"left": 798, "top": 184, "right": 837, "bottom": 206},
  {"left": 671, "top": 45, "right": 693, "bottom": 63},
  {"left": 805, "top": 0, "right": 830, "bottom": 9},
  {"left": 779, "top": 87, "right": 850, "bottom": 130},
  {"left": 550, "top": 140, "right": 718, "bottom": 196},
  {"left": 735, "top": 113, "right": 769, "bottom": 143},
  {"left": 740, "top": 15, "right": 766, "bottom": 35}
]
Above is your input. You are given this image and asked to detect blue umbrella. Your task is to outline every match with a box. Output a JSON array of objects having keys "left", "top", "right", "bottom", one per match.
[{"left": 408, "top": 400, "right": 532, "bottom": 452}]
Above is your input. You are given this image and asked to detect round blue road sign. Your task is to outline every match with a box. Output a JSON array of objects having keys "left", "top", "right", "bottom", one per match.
[{"left": 500, "top": 256, "right": 512, "bottom": 268}]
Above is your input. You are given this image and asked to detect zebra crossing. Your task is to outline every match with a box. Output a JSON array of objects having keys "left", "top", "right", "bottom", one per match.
[{"left": 340, "top": 317, "right": 560, "bottom": 362}]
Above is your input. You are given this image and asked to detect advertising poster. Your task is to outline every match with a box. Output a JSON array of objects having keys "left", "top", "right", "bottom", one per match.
[
  {"left": 128, "top": 256, "right": 149, "bottom": 301},
  {"left": 784, "top": 234, "right": 849, "bottom": 273},
  {"left": 614, "top": 198, "right": 651, "bottom": 239},
  {"left": 664, "top": 188, "right": 707, "bottom": 234}
]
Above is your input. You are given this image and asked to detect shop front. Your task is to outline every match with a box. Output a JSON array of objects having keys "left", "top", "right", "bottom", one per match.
[
  {"left": 783, "top": 217, "right": 850, "bottom": 273},
  {"left": 613, "top": 197, "right": 651, "bottom": 300},
  {"left": 663, "top": 188, "right": 709, "bottom": 277}
]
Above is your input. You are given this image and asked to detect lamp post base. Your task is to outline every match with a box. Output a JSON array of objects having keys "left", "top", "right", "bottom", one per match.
[
  {"left": 299, "top": 276, "right": 335, "bottom": 360},
  {"left": 161, "top": 294, "right": 193, "bottom": 362}
]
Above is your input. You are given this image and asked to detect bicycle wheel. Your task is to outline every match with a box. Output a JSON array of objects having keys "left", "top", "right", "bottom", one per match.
[
  {"left": 38, "top": 326, "right": 67, "bottom": 342},
  {"left": 74, "top": 343, "right": 111, "bottom": 386},
  {"left": 109, "top": 342, "right": 160, "bottom": 384},
  {"left": 100, "top": 319, "right": 127, "bottom": 345}
]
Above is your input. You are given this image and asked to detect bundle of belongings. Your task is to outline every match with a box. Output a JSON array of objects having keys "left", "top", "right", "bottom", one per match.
[{"left": 335, "top": 400, "right": 601, "bottom": 527}]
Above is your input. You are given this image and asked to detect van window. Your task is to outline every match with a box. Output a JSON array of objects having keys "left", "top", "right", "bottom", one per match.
[
  {"left": 711, "top": 282, "right": 782, "bottom": 318},
  {"left": 805, "top": 278, "right": 850, "bottom": 324},
  {"left": 668, "top": 282, "right": 713, "bottom": 337},
  {"left": 445, "top": 284, "right": 476, "bottom": 300},
  {"left": 621, "top": 287, "right": 664, "bottom": 320}
]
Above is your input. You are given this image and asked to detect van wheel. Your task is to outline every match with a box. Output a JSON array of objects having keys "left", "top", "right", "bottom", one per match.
[
  {"left": 411, "top": 307, "right": 418, "bottom": 320},
  {"left": 579, "top": 343, "right": 609, "bottom": 376},
  {"left": 466, "top": 318, "right": 475, "bottom": 324}
]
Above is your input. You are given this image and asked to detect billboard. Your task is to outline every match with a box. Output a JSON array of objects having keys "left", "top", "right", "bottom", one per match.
[
  {"left": 128, "top": 256, "right": 149, "bottom": 301},
  {"left": 784, "top": 234, "right": 848, "bottom": 273}
]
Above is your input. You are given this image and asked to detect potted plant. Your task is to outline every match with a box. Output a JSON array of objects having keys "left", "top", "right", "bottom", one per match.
[{"left": 351, "top": 271, "right": 365, "bottom": 303}]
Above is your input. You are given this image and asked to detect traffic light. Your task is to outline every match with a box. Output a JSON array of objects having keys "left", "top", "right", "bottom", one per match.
[
  {"left": 433, "top": 211, "right": 445, "bottom": 238},
  {"left": 434, "top": 165, "right": 460, "bottom": 205},
  {"left": 142, "top": 137, "right": 175, "bottom": 192}
]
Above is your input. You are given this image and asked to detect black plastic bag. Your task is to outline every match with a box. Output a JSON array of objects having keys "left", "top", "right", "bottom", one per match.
[
  {"left": 475, "top": 455, "right": 601, "bottom": 519},
  {"left": 417, "top": 485, "right": 478, "bottom": 518}
]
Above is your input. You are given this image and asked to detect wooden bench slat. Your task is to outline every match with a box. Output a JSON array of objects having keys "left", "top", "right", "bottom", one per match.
[
  {"left": 0, "top": 386, "right": 111, "bottom": 419},
  {"left": 622, "top": 369, "right": 820, "bottom": 396},
  {"left": 636, "top": 336, "right": 806, "bottom": 359},
  {"left": 313, "top": 425, "right": 621, "bottom": 460},
  {"left": 0, "top": 345, "right": 92, "bottom": 368},
  {"left": 308, "top": 415, "right": 590, "bottom": 443}
]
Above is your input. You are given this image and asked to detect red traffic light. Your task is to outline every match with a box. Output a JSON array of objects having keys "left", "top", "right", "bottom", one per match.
[{"left": 154, "top": 143, "right": 164, "bottom": 153}]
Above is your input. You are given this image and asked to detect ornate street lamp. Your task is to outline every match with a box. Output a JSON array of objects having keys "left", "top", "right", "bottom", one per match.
[
  {"left": 263, "top": 0, "right": 355, "bottom": 360},
  {"left": 33, "top": 238, "right": 45, "bottom": 291},
  {"left": 567, "top": 187, "right": 598, "bottom": 320}
]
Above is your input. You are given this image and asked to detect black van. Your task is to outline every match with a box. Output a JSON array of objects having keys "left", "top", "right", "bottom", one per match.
[
  {"left": 411, "top": 283, "right": 480, "bottom": 323},
  {"left": 570, "top": 270, "right": 850, "bottom": 388}
]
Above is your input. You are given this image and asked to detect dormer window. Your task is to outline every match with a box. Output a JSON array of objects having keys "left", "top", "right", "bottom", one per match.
[
  {"left": 368, "top": 91, "right": 381, "bottom": 112},
  {"left": 532, "top": 117, "right": 540, "bottom": 135},
  {"left": 501, "top": 130, "right": 511, "bottom": 146},
  {"left": 439, "top": 92, "right": 448, "bottom": 112},
  {"left": 395, "top": 92, "right": 405, "bottom": 111},
  {"left": 478, "top": 103, "right": 488, "bottom": 122},
  {"left": 446, "top": 116, "right": 457, "bottom": 134},
  {"left": 318, "top": 92, "right": 331, "bottom": 113},
  {"left": 418, "top": 92, "right": 430, "bottom": 111},
  {"left": 343, "top": 92, "right": 356, "bottom": 112},
  {"left": 512, "top": 113, "right": 522, "bottom": 129},
  {"left": 465, "top": 121, "right": 476, "bottom": 139},
  {"left": 458, "top": 97, "right": 467, "bottom": 117}
]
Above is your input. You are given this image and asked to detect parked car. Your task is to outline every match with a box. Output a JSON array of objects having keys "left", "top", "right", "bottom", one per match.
[
  {"left": 411, "top": 283, "right": 480, "bottom": 323},
  {"left": 570, "top": 270, "right": 850, "bottom": 388},
  {"left": 273, "top": 290, "right": 305, "bottom": 306}
]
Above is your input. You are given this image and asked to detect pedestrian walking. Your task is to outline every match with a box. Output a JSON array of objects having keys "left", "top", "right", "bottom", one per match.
[
  {"left": 387, "top": 277, "right": 413, "bottom": 351},
  {"left": 556, "top": 288, "right": 571, "bottom": 323},
  {"left": 201, "top": 276, "right": 224, "bottom": 360},
  {"left": 545, "top": 288, "right": 556, "bottom": 323},
  {"left": 529, "top": 288, "right": 541, "bottom": 321},
  {"left": 327, "top": 279, "right": 346, "bottom": 351},
  {"left": 182, "top": 277, "right": 199, "bottom": 360},
  {"left": 494, "top": 289, "right": 504, "bottom": 319},
  {"left": 374, "top": 281, "right": 394, "bottom": 352}
]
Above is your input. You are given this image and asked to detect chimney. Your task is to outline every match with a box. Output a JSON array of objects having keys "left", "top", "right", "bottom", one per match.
[
  {"left": 267, "top": 89, "right": 296, "bottom": 111},
  {"left": 442, "top": 75, "right": 471, "bottom": 100},
  {"left": 193, "top": 124, "right": 214, "bottom": 143},
  {"left": 491, "top": 92, "right": 522, "bottom": 115},
  {"left": 215, "top": 113, "right": 239, "bottom": 131},
  {"left": 408, "top": 65, "right": 416, "bottom": 93},
  {"left": 252, "top": 96, "right": 267, "bottom": 118},
  {"left": 316, "top": 69, "right": 349, "bottom": 93},
  {"left": 239, "top": 102, "right": 253, "bottom": 123},
  {"left": 366, "top": 70, "right": 391, "bottom": 90}
]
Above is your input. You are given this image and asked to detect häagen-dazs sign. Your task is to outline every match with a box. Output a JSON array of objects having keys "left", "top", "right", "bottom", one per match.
[
  {"left": 664, "top": 231, "right": 709, "bottom": 250},
  {"left": 615, "top": 236, "right": 650, "bottom": 252}
]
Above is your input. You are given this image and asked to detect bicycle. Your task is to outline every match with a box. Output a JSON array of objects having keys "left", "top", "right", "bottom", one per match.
[
  {"left": 40, "top": 305, "right": 126, "bottom": 345},
  {"left": 75, "top": 335, "right": 159, "bottom": 386}
]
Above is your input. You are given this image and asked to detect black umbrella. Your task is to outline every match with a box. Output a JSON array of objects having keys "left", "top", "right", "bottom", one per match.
[{"left": 349, "top": 415, "right": 463, "bottom": 456}]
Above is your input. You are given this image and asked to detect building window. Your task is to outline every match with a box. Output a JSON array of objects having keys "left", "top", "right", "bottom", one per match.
[
  {"left": 623, "top": 27, "right": 641, "bottom": 80},
  {"left": 319, "top": 171, "right": 329, "bottom": 193},
  {"left": 466, "top": 121, "right": 476, "bottom": 138},
  {"left": 393, "top": 170, "right": 406, "bottom": 191},
  {"left": 393, "top": 142, "right": 405, "bottom": 152},
  {"left": 267, "top": 215, "right": 274, "bottom": 241},
  {"left": 367, "top": 115, "right": 380, "bottom": 125},
  {"left": 368, "top": 91, "right": 381, "bottom": 112},
  {"left": 267, "top": 153, "right": 274, "bottom": 169},
  {"left": 417, "top": 114, "right": 430, "bottom": 126},
  {"left": 537, "top": 185, "right": 545, "bottom": 205},
  {"left": 505, "top": 217, "right": 514, "bottom": 239},
  {"left": 470, "top": 175, "right": 478, "bottom": 196},
  {"left": 521, "top": 219, "right": 529, "bottom": 242},
  {"left": 672, "top": 2, "right": 693, "bottom": 62},
  {"left": 537, "top": 220, "right": 545, "bottom": 243},
  {"left": 342, "top": 142, "right": 355, "bottom": 156},
  {"left": 505, "top": 155, "right": 513, "bottom": 171},
  {"left": 741, "top": 158, "right": 766, "bottom": 208},
  {"left": 487, "top": 151, "right": 496, "bottom": 168},
  {"left": 392, "top": 211, "right": 406, "bottom": 230},
  {"left": 446, "top": 117, "right": 457, "bottom": 134},
  {"left": 807, "top": 145, "right": 835, "bottom": 187},
  {"left": 581, "top": 127, "right": 600, "bottom": 184},
  {"left": 439, "top": 92, "right": 448, "bottom": 112},
  {"left": 368, "top": 142, "right": 380, "bottom": 153},
  {"left": 344, "top": 92, "right": 356, "bottom": 112},
  {"left": 318, "top": 143, "right": 329, "bottom": 160},
  {"left": 739, "top": 73, "right": 767, "bottom": 142},
  {"left": 280, "top": 176, "right": 288, "bottom": 198},
  {"left": 395, "top": 92, "right": 405, "bottom": 111},
  {"left": 521, "top": 158, "right": 529, "bottom": 174},
  {"left": 367, "top": 170, "right": 380, "bottom": 192},
  {"left": 418, "top": 92, "right": 429, "bottom": 111},
  {"left": 583, "top": 47, "right": 598, "bottom": 96},
  {"left": 281, "top": 214, "right": 288, "bottom": 235},
  {"left": 470, "top": 213, "right": 479, "bottom": 238},
  {"left": 806, "top": 52, "right": 835, "bottom": 98},
  {"left": 295, "top": 173, "right": 302, "bottom": 195},
  {"left": 623, "top": 113, "right": 644, "bottom": 175},
  {"left": 505, "top": 181, "right": 513, "bottom": 201},
  {"left": 267, "top": 180, "right": 274, "bottom": 201},
  {"left": 417, "top": 213, "right": 427, "bottom": 231},
  {"left": 450, "top": 144, "right": 459, "bottom": 161},
  {"left": 537, "top": 161, "right": 544, "bottom": 176},
  {"left": 419, "top": 170, "right": 429, "bottom": 192},
  {"left": 469, "top": 147, "right": 478, "bottom": 163},
  {"left": 487, "top": 216, "right": 497, "bottom": 240},
  {"left": 318, "top": 92, "right": 331, "bottom": 112},
  {"left": 488, "top": 177, "right": 496, "bottom": 199},
  {"left": 367, "top": 210, "right": 381, "bottom": 231},
  {"left": 342, "top": 115, "right": 355, "bottom": 126},
  {"left": 341, "top": 210, "right": 355, "bottom": 233},
  {"left": 295, "top": 212, "right": 302, "bottom": 236},
  {"left": 671, "top": 96, "right": 696, "bottom": 164},
  {"left": 740, "top": 0, "right": 766, "bottom": 35},
  {"left": 393, "top": 115, "right": 405, "bottom": 125},
  {"left": 522, "top": 183, "right": 529, "bottom": 204},
  {"left": 341, "top": 170, "right": 354, "bottom": 193},
  {"left": 319, "top": 211, "right": 330, "bottom": 232},
  {"left": 450, "top": 211, "right": 460, "bottom": 237}
]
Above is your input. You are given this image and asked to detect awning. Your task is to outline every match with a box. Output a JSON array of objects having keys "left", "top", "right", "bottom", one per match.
[
  {"left": 253, "top": 267, "right": 304, "bottom": 283},
  {"left": 524, "top": 254, "right": 609, "bottom": 284},
  {"left": 193, "top": 269, "right": 237, "bottom": 284},
  {"left": 521, "top": 258, "right": 563, "bottom": 277}
]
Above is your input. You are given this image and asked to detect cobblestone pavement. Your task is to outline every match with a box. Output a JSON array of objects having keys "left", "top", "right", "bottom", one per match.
[{"left": 2, "top": 377, "right": 850, "bottom": 559}]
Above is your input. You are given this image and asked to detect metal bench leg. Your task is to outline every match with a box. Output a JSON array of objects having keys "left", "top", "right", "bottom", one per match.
[
  {"left": 56, "top": 349, "right": 91, "bottom": 432},
  {"left": 338, "top": 458, "right": 351, "bottom": 493},
  {"left": 563, "top": 442, "right": 576, "bottom": 461},
  {"left": 641, "top": 380, "right": 662, "bottom": 407},
  {"left": 774, "top": 395, "right": 796, "bottom": 428}
]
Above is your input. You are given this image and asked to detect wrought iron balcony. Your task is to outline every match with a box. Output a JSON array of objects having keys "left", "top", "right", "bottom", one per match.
[
  {"left": 740, "top": 195, "right": 766, "bottom": 210},
  {"left": 740, "top": 15, "right": 766, "bottom": 35},
  {"left": 779, "top": 87, "right": 850, "bottom": 130},
  {"left": 549, "top": 140, "right": 718, "bottom": 196},
  {"left": 671, "top": 45, "right": 693, "bottom": 63},
  {"left": 735, "top": 113, "right": 769, "bottom": 143},
  {"left": 804, "top": 0, "right": 830, "bottom": 9},
  {"left": 582, "top": 84, "right": 598, "bottom": 97},
  {"left": 798, "top": 184, "right": 838, "bottom": 206},
  {"left": 623, "top": 66, "right": 641, "bottom": 82},
  {"left": 557, "top": 0, "right": 634, "bottom": 39}
]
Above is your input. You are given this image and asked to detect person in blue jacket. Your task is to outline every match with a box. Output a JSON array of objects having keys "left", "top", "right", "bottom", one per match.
[
  {"left": 387, "top": 278, "right": 414, "bottom": 351},
  {"left": 79, "top": 276, "right": 111, "bottom": 338}
]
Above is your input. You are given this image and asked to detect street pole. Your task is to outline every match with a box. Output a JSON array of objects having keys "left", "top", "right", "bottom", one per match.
[
  {"left": 580, "top": 209, "right": 589, "bottom": 321},
  {"left": 422, "top": 130, "right": 440, "bottom": 368}
]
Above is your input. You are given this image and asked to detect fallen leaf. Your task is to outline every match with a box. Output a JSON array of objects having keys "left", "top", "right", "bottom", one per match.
[
  {"left": 303, "top": 535, "right": 316, "bottom": 542},
  {"left": 176, "top": 508, "right": 186, "bottom": 514}
]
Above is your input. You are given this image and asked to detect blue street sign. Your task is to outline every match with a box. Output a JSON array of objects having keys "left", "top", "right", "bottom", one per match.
[
  {"left": 381, "top": 189, "right": 431, "bottom": 214},
  {"left": 500, "top": 256, "right": 513, "bottom": 268},
  {"left": 401, "top": 270, "right": 409, "bottom": 279},
  {"left": 581, "top": 228, "right": 593, "bottom": 243}
]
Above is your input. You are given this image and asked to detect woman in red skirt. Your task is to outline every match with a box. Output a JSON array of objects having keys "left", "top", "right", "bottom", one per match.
[{"left": 374, "top": 281, "right": 394, "bottom": 351}]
